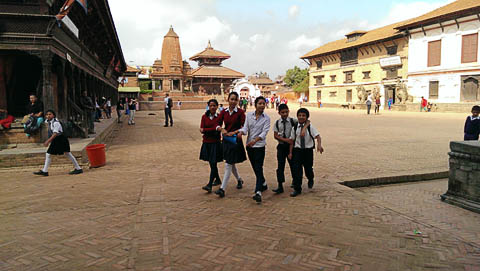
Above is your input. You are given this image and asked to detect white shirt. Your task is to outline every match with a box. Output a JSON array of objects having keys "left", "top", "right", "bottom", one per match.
[
  {"left": 47, "top": 118, "right": 63, "bottom": 134},
  {"left": 164, "top": 97, "right": 170, "bottom": 108},
  {"left": 106, "top": 100, "right": 111, "bottom": 107},
  {"left": 367, "top": 95, "right": 373, "bottom": 103},
  {"left": 225, "top": 106, "right": 238, "bottom": 116},
  {"left": 273, "top": 117, "right": 297, "bottom": 140},
  {"left": 289, "top": 123, "right": 320, "bottom": 149},
  {"left": 239, "top": 111, "right": 271, "bottom": 148}
]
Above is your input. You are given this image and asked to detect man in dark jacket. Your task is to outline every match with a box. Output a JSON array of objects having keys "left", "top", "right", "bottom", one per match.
[{"left": 80, "top": 91, "right": 95, "bottom": 134}]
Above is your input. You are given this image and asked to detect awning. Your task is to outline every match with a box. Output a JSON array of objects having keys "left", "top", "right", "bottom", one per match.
[{"left": 118, "top": 87, "right": 141, "bottom": 93}]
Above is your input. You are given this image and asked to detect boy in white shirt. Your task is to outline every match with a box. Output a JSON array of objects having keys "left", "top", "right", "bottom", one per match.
[{"left": 288, "top": 108, "right": 324, "bottom": 197}]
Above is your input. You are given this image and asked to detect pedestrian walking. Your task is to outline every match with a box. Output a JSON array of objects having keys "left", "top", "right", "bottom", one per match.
[
  {"left": 128, "top": 99, "right": 137, "bottom": 125},
  {"left": 272, "top": 103, "right": 301, "bottom": 194},
  {"left": 464, "top": 105, "right": 480, "bottom": 141},
  {"left": 200, "top": 99, "right": 224, "bottom": 192},
  {"left": 106, "top": 97, "right": 112, "bottom": 118},
  {"left": 366, "top": 93, "right": 373, "bottom": 115},
  {"left": 177, "top": 100, "right": 182, "bottom": 110},
  {"left": 214, "top": 92, "right": 246, "bottom": 198},
  {"left": 289, "top": 108, "right": 324, "bottom": 197},
  {"left": 374, "top": 96, "right": 381, "bottom": 114},
  {"left": 239, "top": 96, "right": 271, "bottom": 203},
  {"left": 421, "top": 96, "right": 428, "bottom": 112},
  {"left": 80, "top": 91, "right": 95, "bottom": 134},
  {"left": 33, "top": 110, "right": 83, "bottom": 177},
  {"left": 164, "top": 93, "right": 173, "bottom": 127},
  {"left": 388, "top": 98, "right": 393, "bottom": 110},
  {"left": 116, "top": 98, "right": 124, "bottom": 123}
]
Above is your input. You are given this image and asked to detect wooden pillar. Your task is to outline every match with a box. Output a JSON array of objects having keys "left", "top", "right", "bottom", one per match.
[
  {"left": 0, "top": 56, "right": 8, "bottom": 110},
  {"left": 40, "top": 52, "right": 54, "bottom": 113}
]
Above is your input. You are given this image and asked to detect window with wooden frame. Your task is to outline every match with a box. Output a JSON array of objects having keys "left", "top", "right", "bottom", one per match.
[
  {"left": 344, "top": 71, "right": 354, "bottom": 83},
  {"left": 429, "top": 81, "right": 439, "bottom": 99},
  {"left": 362, "top": 71, "right": 371, "bottom": 79},
  {"left": 428, "top": 40, "right": 441, "bottom": 67},
  {"left": 462, "top": 33, "right": 478, "bottom": 64},
  {"left": 330, "top": 75, "right": 336, "bottom": 82},
  {"left": 329, "top": 91, "right": 337, "bottom": 97},
  {"left": 314, "top": 75, "right": 324, "bottom": 86},
  {"left": 386, "top": 68, "right": 398, "bottom": 79},
  {"left": 316, "top": 60, "right": 323, "bottom": 69},
  {"left": 386, "top": 46, "right": 398, "bottom": 55}
]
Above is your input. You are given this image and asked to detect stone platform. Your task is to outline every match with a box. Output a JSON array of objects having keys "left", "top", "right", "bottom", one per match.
[
  {"left": 0, "top": 115, "right": 122, "bottom": 168},
  {"left": 441, "top": 141, "right": 480, "bottom": 214}
]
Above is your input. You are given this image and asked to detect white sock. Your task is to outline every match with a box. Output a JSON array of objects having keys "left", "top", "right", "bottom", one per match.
[
  {"left": 256, "top": 191, "right": 262, "bottom": 196},
  {"left": 65, "top": 152, "right": 81, "bottom": 170},
  {"left": 42, "top": 153, "right": 51, "bottom": 172},
  {"left": 231, "top": 164, "right": 242, "bottom": 181},
  {"left": 220, "top": 163, "right": 233, "bottom": 190}
]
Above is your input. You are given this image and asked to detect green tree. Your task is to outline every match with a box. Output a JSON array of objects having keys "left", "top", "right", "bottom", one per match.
[{"left": 284, "top": 66, "right": 309, "bottom": 92}]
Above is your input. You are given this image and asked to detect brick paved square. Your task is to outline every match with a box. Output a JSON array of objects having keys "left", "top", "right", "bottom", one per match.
[{"left": 0, "top": 109, "right": 479, "bottom": 271}]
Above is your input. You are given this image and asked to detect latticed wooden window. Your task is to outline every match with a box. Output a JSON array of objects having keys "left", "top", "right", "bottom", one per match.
[
  {"left": 462, "top": 33, "right": 478, "bottom": 64},
  {"left": 428, "top": 40, "right": 441, "bottom": 67},
  {"left": 429, "top": 81, "right": 439, "bottom": 99},
  {"left": 330, "top": 75, "right": 336, "bottom": 82}
]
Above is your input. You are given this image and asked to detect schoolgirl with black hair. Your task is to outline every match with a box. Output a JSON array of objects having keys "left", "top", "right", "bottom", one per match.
[
  {"left": 200, "top": 99, "right": 224, "bottom": 192},
  {"left": 239, "top": 96, "right": 271, "bottom": 203},
  {"left": 214, "top": 91, "right": 247, "bottom": 198},
  {"left": 34, "top": 110, "right": 83, "bottom": 176}
]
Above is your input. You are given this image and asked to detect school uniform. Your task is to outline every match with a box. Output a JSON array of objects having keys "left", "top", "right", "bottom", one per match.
[
  {"left": 239, "top": 111, "right": 271, "bottom": 194},
  {"left": 273, "top": 117, "right": 297, "bottom": 185},
  {"left": 219, "top": 107, "right": 247, "bottom": 164},
  {"left": 200, "top": 112, "right": 223, "bottom": 186},
  {"left": 47, "top": 118, "right": 70, "bottom": 155},
  {"left": 289, "top": 123, "right": 320, "bottom": 192},
  {"left": 464, "top": 116, "right": 480, "bottom": 141}
]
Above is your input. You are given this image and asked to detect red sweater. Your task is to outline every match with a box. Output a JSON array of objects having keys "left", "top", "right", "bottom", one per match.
[
  {"left": 201, "top": 113, "right": 222, "bottom": 143},
  {"left": 219, "top": 108, "right": 245, "bottom": 132}
]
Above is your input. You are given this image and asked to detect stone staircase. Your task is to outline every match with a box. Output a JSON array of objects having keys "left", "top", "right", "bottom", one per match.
[{"left": 0, "top": 121, "right": 45, "bottom": 146}]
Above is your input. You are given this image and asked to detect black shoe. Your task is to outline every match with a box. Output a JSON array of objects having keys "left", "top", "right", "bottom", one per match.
[
  {"left": 290, "top": 190, "right": 302, "bottom": 197},
  {"left": 252, "top": 193, "right": 262, "bottom": 203},
  {"left": 308, "top": 179, "right": 314, "bottom": 189},
  {"left": 290, "top": 184, "right": 294, "bottom": 188},
  {"left": 163, "top": 125, "right": 168, "bottom": 127},
  {"left": 170, "top": 124, "right": 173, "bottom": 127},
  {"left": 69, "top": 169, "right": 83, "bottom": 175},
  {"left": 272, "top": 186, "right": 284, "bottom": 194},
  {"left": 212, "top": 179, "right": 221, "bottom": 186},
  {"left": 202, "top": 185, "right": 212, "bottom": 193},
  {"left": 260, "top": 184, "right": 268, "bottom": 192},
  {"left": 33, "top": 170, "right": 48, "bottom": 176},
  {"left": 215, "top": 188, "right": 225, "bottom": 198},
  {"left": 236, "top": 180, "right": 244, "bottom": 189}
]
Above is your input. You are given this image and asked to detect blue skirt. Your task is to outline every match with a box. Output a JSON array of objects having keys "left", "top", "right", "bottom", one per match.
[{"left": 222, "top": 138, "right": 247, "bottom": 164}]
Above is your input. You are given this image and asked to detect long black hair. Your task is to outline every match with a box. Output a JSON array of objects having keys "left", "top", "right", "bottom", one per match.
[{"left": 205, "top": 99, "right": 219, "bottom": 117}]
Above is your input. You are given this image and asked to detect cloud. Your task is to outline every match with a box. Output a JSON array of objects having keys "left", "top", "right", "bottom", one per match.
[
  {"left": 109, "top": 0, "right": 453, "bottom": 78},
  {"left": 288, "top": 5, "right": 299, "bottom": 19}
]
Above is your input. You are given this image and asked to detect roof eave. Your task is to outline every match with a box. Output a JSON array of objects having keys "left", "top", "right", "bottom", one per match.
[{"left": 396, "top": 7, "right": 480, "bottom": 30}]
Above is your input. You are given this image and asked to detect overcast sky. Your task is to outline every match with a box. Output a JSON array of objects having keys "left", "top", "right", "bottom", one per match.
[{"left": 109, "top": 0, "right": 454, "bottom": 78}]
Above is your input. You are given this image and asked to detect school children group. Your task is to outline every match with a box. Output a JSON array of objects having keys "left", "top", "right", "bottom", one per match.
[{"left": 199, "top": 92, "right": 324, "bottom": 203}]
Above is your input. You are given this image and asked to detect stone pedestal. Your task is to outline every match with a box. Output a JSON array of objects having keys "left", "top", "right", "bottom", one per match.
[{"left": 441, "top": 141, "right": 480, "bottom": 213}]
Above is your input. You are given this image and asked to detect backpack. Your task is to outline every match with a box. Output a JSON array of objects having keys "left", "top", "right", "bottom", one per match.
[
  {"left": 24, "top": 116, "right": 40, "bottom": 134},
  {"left": 293, "top": 123, "right": 316, "bottom": 148},
  {"left": 167, "top": 98, "right": 173, "bottom": 108}
]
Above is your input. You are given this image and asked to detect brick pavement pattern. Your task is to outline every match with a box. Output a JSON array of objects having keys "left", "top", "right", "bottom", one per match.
[{"left": 1, "top": 109, "right": 479, "bottom": 271}]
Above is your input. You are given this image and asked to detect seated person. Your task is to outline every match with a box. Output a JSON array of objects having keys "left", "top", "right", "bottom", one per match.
[
  {"left": 23, "top": 94, "right": 44, "bottom": 137},
  {"left": 0, "top": 109, "right": 15, "bottom": 131}
]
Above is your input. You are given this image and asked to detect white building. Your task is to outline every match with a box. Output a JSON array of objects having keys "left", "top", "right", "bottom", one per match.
[{"left": 397, "top": 0, "right": 480, "bottom": 109}]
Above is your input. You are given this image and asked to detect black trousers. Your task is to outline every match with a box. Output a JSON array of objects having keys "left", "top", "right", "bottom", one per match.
[
  {"left": 246, "top": 147, "right": 266, "bottom": 193},
  {"left": 367, "top": 104, "right": 372, "bottom": 114},
  {"left": 276, "top": 144, "right": 294, "bottom": 184},
  {"left": 292, "top": 148, "right": 314, "bottom": 192},
  {"left": 165, "top": 108, "right": 173, "bottom": 125}
]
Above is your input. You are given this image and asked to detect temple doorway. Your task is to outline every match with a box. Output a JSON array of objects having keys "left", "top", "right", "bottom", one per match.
[
  {"left": 461, "top": 75, "right": 480, "bottom": 102},
  {"left": 173, "top": 79, "right": 180, "bottom": 91},
  {"left": 385, "top": 85, "right": 396, "bottom": 105},
  {"left": 0, "top": 51, "right": 42, "bottom": 117}
]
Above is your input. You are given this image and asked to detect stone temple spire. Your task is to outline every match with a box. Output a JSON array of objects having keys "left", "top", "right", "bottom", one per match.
[{"left": 161, "top": 26, "right": 183, "bottom": 74}]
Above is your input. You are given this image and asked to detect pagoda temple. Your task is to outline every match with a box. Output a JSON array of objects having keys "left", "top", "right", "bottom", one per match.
[
  {"left": 151, "top": 26, "right": 192, "bottom": 91},
  {"left": 190, "top": 41, "right": 244, "bottom": 95}
]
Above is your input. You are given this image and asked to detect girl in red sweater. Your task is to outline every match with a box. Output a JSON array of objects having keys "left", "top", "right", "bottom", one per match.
[{"left": 200, "top": 99, "right": 224, "bottom": 192}]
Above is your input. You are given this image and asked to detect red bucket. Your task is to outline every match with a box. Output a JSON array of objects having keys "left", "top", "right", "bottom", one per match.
[{"left": 86, "top": 144, "right": 106, "bottom": 168}]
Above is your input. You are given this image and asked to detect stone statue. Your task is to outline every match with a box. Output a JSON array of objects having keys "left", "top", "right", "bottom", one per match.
[
  {"left": 356, "top": 85, "right": 367, "bottom": 103},
  {"left": 395, "top": 83, "right": 413, "bottom": 104}
]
